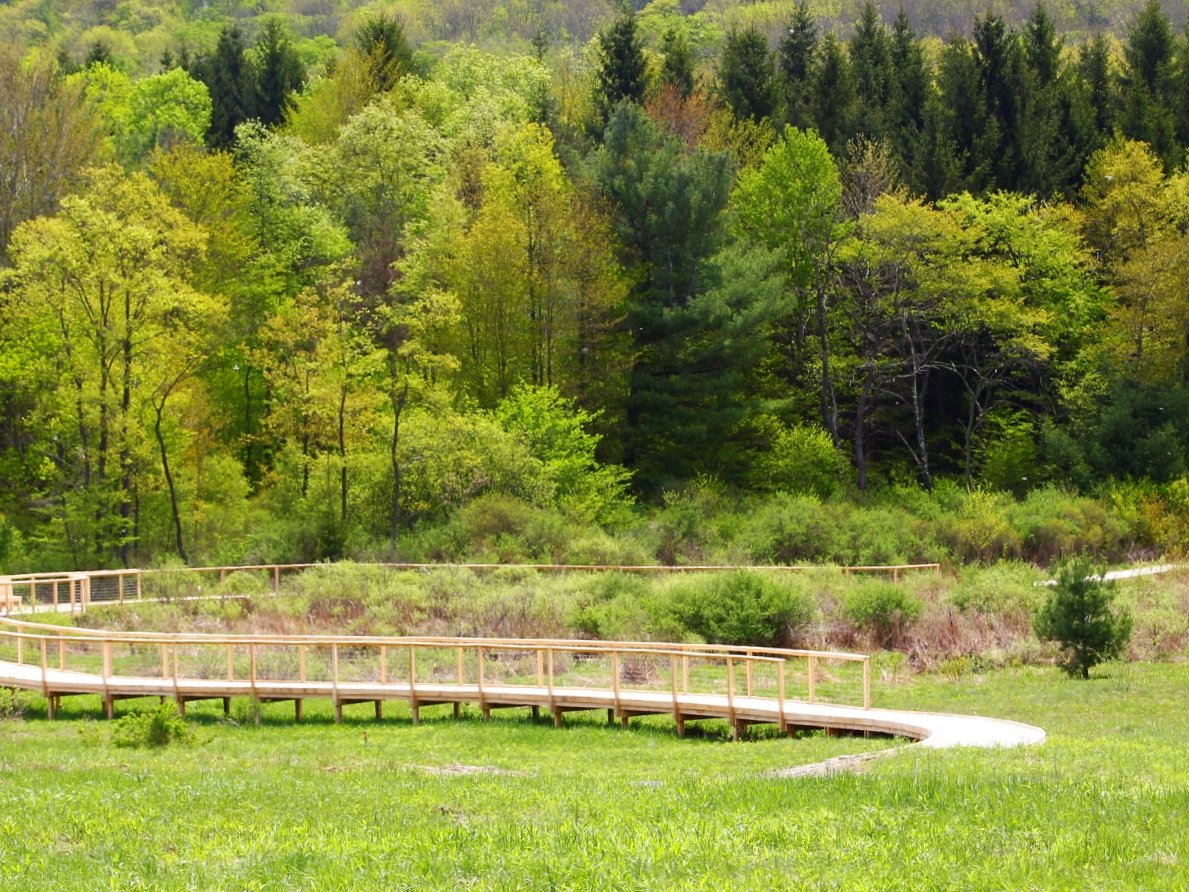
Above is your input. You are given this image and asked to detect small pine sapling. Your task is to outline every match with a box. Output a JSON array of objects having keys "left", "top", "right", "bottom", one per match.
[{"left": 1034, "top": 559, "right": 1132, "bottom": 679}]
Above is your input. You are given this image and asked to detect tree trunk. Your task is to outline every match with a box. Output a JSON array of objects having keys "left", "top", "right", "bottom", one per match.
[
  {"left": 816, "top": 283, "right": 840, "bottom": 447},
  {"left": 855, "top": 365, "right": 874, "bottom": 492},
  {"left": 154, "top": 398, "right": 188, "bottom": 564},
  {"left": 388, "top": 379, "right": 409, "bottom": 559}
]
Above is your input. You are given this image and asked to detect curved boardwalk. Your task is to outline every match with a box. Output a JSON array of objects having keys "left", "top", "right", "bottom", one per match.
[{"left": 0, "top": 564, "right": 1044, "bottom": 749}]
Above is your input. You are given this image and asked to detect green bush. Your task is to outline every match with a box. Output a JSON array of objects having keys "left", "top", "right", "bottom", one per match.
[
  {"left": 843, "top": 582, "right": 924, "bottom": 649},
  {"left": 666, "top": 571, "right": 815, "bottom": 647},
  {"left": 1034, "top": 559, "right": 1132, "bottom": 679},
  {"left": 112, "top": 702, "right": 194, "bottom": 748},
  {"left": 741, "top": 494, "right": 839, "bottom": 564},
  {"left": 950, "top": 562, "right": 1043, "bottom": 619},
  {"left": 752, "top": 422, "right": 850, "bottom": 498}
]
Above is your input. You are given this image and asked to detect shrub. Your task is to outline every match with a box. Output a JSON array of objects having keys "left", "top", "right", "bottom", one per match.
[
  {"left": 1034, "top": 559, "right": 1132, "bottom": 679},
  {"left": 752, "top": 422, "right": 850, "bottom": 498},
  {"left": 666, "top": 571, "right": 815, "bottom": 647},
  {"left": 0, "top": 688, "right": 31, "bottom": 718},
  {"left": 741, "top": 494, "right": 838, "bottom": 564},
  {"left": 950, "top": 562, "right": 1043, "bottom": 620},
  {"left": 112, "top": 702, "right": 194, "bottom": 748},
  {"left": 843, "top": 582, "right": 923, "bottom": 649}
]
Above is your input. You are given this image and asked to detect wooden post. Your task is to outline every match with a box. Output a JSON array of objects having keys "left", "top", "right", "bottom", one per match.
[
  {"left": 477, "top": 647, "right": 488, "bottom": 720},
  {"left": 745, "top": 650, "right": 754, "bottom": 697},
  {"left": 39, "top": 637, "right": 48, "bottom": 701},
  {"left": 57, "top": 635, "right": 65, "bottom": 670},
  {"left": 249, "top": 644, "right": 257, "bottom": 700},
  {"left": 160, "top": 643, "right": 168, "bottom": 678},
  {"left": 682, "top": 654, "right": 690, "bottom": 693},
  {"left": 862, "top": 657, "right": 871, "bottom": 709},
  {"left": 69, "top": 578, "right": 76, "bottom": 613},
  {"left": 670, "top": 654, "right": 683, "bottom": 738},
  {"left": 893, "top": 567, "right": 900, "bottom": 583},
  {"left": 332, "top": 644, "right": 341, "bottom": 723},
  {"left": 102, "top": 641, "right": 112, "bottom": 682},
  {"left": 118, "top": 573, "right": 125, "bottom": 605},
  {"left": 299, "top": 645, "right": 306, "bottom": 682},
  {"left": 52, "top": 580, "right": 58, "bottom": 610},
  {"left": 611, "top": 650, "right": 621, "bottom": 721},
  {"left": 808, "top": 655, "right": 817, "bottom": 703},
  {"left": 777, "top": 661, "right": 787, "bottom": 734},
  {"left": 226, "top": 644, "right": 235, "bottom": 681},
  {"left": 536, "top": 649, "right": 544, "bottom": 686},
  {"left": 726, "top": 656, "right": 737, "bottom": 740},
  {"left": 16, "top": 635, "right": 23, "bottom": 665},
  {"left": 408, "top": 646, "right": 418, "bottom": 725},
  {"left": 134, "top": 572, "right": 141, "bottom": 601},
  {"left": 456, "top": 646, "right": 464, "bottom": 685},
  {"left": 379, "top": 645, "right": 388, "bottom": 684},
  {"left": 272, "top": 566, "right": 280, "bottom": 594}
]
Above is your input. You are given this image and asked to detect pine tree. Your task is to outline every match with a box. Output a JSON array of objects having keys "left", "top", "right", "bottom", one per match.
[
  {"left": 254, "top": 19, "right": 306, "bottom": 128},
  {"left": 719, "top": 28, "right": 777, "bottom": 123},
  {"left": 660, "top": 27, "right": 694, "bottom": 100},
  {"left": 594, "top": 12, "right": 647, "bottom": 126},
  {"left": 848, "top": 2, "right": 894, "bottom": 139},
  {"left": 810, "top": 34, "right": 856, "bottom": 153},
  {"left": 778, "top": 2, "right": 817, "bottom": 128},
  {"left": 1035, "top": 559, "right": 1132, "bottom": 679},
  {"left": 354, "top": 13, "right": 414, "bottom": 94},
  {"left": 193, "top": 26, "right": 257, "bottom": 149}
]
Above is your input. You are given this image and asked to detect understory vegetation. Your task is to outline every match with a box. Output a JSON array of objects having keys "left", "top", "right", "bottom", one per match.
[
  {"left": 0, "top": 664, "right": 1184, "bottom": 890},
  {"left": 83, "top": 561, "right": 1189, "bottom": 670}
]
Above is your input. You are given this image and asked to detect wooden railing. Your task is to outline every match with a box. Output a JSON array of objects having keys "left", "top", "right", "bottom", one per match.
[
  {"left": 0, "top": 617, "right": 871, "bottom": 736},
  {"left": 0, "top": 561, "right": 941, "bottom": 613}
]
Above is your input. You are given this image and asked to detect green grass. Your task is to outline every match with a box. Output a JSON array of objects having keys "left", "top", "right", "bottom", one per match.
[{"left": 0, "top": 663, "right": 1186, "bottom": 890}]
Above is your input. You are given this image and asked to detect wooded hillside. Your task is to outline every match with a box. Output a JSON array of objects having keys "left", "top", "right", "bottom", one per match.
[{"left": 1, "top": 0, "right": 1187, "bottom": 570}]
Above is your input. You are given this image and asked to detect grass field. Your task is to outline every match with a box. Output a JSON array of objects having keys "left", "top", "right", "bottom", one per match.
[{"left": 1, "top": 662, "right": 1186, "bottom": 890}]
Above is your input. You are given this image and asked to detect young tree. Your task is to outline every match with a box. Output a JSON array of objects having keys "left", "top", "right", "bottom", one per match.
[
  {"left": 1035, "top": 559, "right": 1132, "bottom": 678},
  {"left": 660, "top": 27, "right": 694, "bottom": 100},
  {"left": 719, "top": 28, "right": 777, "bottom": 124},
  {"left": 192, "top": 26, "right": 256, "bottom": 149},
  {"left": 254, "top": 18, "right": 305, "bottom": 127},
  {"left": 778, "top": 2, "right": 818, "bottom": 128},
  {"left": 593, "top": 12, "right": 647, "bottom": 125},
  {"left": 353, "top": 13, "right": 414, "bottom": 95}
]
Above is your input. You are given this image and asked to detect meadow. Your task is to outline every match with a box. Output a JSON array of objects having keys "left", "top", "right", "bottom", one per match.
[{"left": 1, "top": 662, "right": 1185, "bottom": 890}]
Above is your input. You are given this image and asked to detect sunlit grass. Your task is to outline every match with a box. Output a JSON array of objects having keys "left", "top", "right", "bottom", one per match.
[{"left": 0, "top": 663, "right": 1185, "bottom": 890}]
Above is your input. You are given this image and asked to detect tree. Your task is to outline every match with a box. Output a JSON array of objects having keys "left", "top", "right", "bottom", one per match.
[
  {"left": 733, "top": 127, "right": 845, "bottom": 444},
  {"left": 192, "top": 26, "right": 256, "bottom": 149},
  {"left": 719, "top": 28, "right": 776, "bottom": 124},
  {"left": 1034, "top": 559, "right": 1132, "bottom": 678},
  {"left": 0, "top": 47, "right": 103, "bottom": 259},
  {"left": 660, "top": 27, "right": 694, "bottom": 100},
  {"left": 778, "top": 2, "right": 817, "bottom": 128},
  {"left": 593, "top": 12, "right": 647, "bottom": 125},
  {"left": 353, "top": 13, "right": 414, "bottom": 95},
  {"left": 253, "top": 18, "right": 305, "bottom": 128}
]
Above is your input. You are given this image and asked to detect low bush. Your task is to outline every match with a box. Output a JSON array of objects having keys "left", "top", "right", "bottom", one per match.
[
  {"left": 949, "top": 562, "right": 1043, "bottom": 620},
  {"left": 665, "top": 571, "right": 816, "bottom": 647},
  {"left": 111, "top": 703, "right": 194, "bottom": 748},
  {"left": 842, "top": 582, "right": 924, "bottom": 649}
]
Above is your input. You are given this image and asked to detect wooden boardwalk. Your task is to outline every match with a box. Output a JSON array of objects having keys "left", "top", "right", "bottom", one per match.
[{"left": 0, "top": 618, "right": 1045, "bottom": 749}]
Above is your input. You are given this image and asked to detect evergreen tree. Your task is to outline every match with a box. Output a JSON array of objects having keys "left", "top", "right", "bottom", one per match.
[
  {"left": 1121, "top": 0, "right": 1178, "bottom": 166},
  {"left": 254, "top": 19, "right": 306, "bottom": 128},
  {"left": 1024, "top": 2, "right": 1061, "bottom": 88},
  {"left": 848, "top": 2, "right": 894, "bottom": 139},
  {"left": 778, "top": 2, "right": 817, "bottom": 128},
  {"left": 660, "top": 27, "right": 694, "bottom": 100},
  {"left": 1078, "top": 33, "right": 1117, "bottom": 138},
  {"left": 594, "top": 12, "right": 647, "bottom": 126},
  {"left": 354, "top": 14, "right": 414, "bottom": 94},
  {"left": 889, "top": 10, "right": 929, "bottom": 179},
  {"left": 192, "top": 26, "right": 256, "bottom": 149},
  {"left": 1035, "top": 559, "right": 1132, "bottom": 679},
  {"left": 810, "top": 34, "right": 856, "bottom": 153},
  {"left": 719, "top": 28, "right": 777, "bottom": 123}
]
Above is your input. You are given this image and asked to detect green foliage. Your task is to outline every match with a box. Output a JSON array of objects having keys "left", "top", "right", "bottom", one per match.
[
  {"left": 1034, "top": 559, "right": 1133, "bottom": 678},
  {"left": 593, "top": 12, "right": 647, "bottom": 125},
  {"left": 666, "top": 571, "right": 816, "bottom": 647},
  {"left": 111, "top": 702, "right": 194, "bottom": 748},
  {"left": 752, "top": 422, "right": 849, "bottom": 498},
  {"left": 843, "top": 581, "right": 924, "bottom": 648}
]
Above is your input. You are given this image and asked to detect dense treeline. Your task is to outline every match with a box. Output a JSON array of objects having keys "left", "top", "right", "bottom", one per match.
[{"left": 1, "top": 1, "right": 1188, "bottom": 570}]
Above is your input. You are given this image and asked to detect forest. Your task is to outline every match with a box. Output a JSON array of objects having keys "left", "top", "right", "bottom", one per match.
[{"left": 1, "top": 0, "right": 1188, "bottom": 571}]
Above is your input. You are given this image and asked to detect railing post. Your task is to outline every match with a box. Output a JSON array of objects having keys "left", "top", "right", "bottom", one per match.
[
  {"left": 249, "top": 644, "right": 257, "bottom": 695},
  {"left": 611, "top": 650, "right": 621, "bottom": 720},
  {"left": 682, "top": 654, "right": 690, "bottom": 693},
  {"left": 102, "top": 641, "right": 112, "bottom": 681},
  {"left": 52, "top": 580, "right": 59, "bottom": 610},
  {"left": 408, "top": 645, "right": 418, "bottom": 724},
  {"left": 226, "top": 644, "right": 234, "bottom": 680},
  {"left": 379, "top": 645, "right": 388, "bottom": 684},
  {"left": 536, "top": 649, "right": 544, "bottom": 686},
  {"left": 778, "top": 661, "right": 787, "bottom": 733},
  {"left": 456, "top": 646, "right": 464, "bottom": 685},
  {"left": 331, "top": 644, "right": 340, "bottom": 722},
  {"left": 477, "top": 646, "right": 487, "bottom": 718},
  {"left": 726, "top": 655, "right": 737, "bottom": 739},
  {"left": 299, "top": 645, "right": 307, "bottom": 682},
  {"left": 862, "top": 657, "right": 871, "bottom": 709},
  {"left": 272, "top": 566, "right": 280, "bottom": 594},
  {"left": 134, "top": 572, "right": 141, "bottom": 601},
  {"left": 39, "top": 637, "right": 48, "bottom": 696},
  {"left": 160, "top": 643, "right": 168, "bottom": 678},
  {"left": 57, "top": 634, "right": 65, "bottom": 670},
  {"left": 669, "top": 653, "right": 683, "bottom": 737},
  {"left": 745, "top": 650, "right": 754, "bottom": 697},
  {"left": 16, "top": 634, "right": 23, "bottom": 665},
  {"left": 808, "top": 655, "right": 817, "bottom": 703}
]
